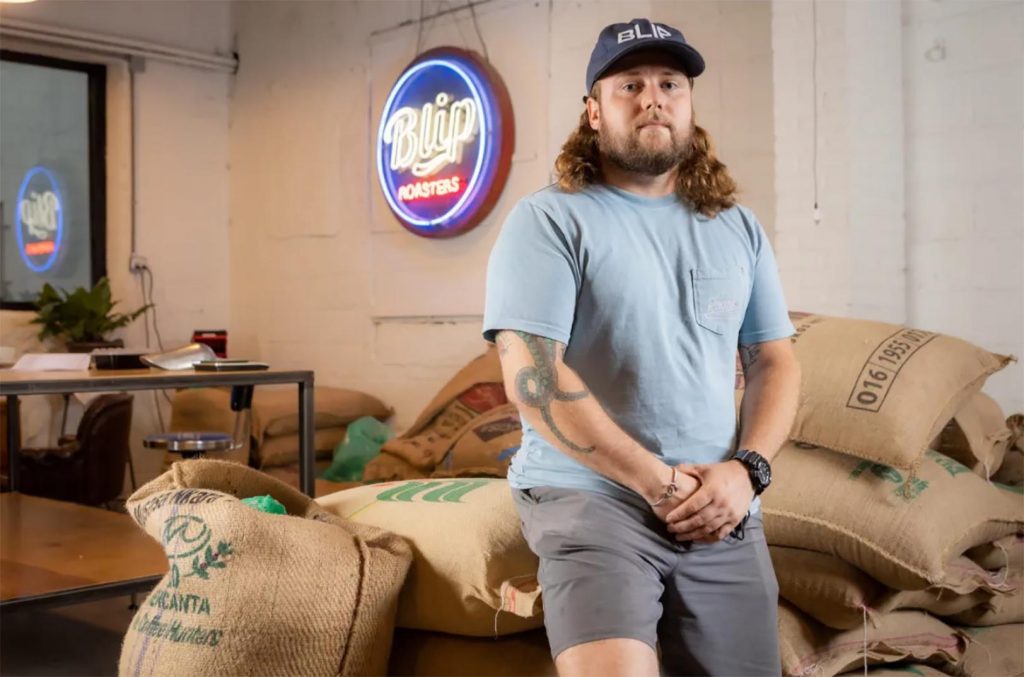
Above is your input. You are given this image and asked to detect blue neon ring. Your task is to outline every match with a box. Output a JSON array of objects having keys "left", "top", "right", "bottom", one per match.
[{"left": 15, "top": 166, "right": 65, "bottom": 273}]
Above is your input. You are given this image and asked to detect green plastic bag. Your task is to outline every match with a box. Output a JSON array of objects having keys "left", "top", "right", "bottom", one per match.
[
  {"left": 320, "top": 416, "right": 393, "bottom": 482},
  {"left": 241, "top": 494, "right": 287, "bottom": 515}
]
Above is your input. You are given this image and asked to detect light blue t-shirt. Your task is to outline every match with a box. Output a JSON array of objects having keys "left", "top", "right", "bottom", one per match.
[{"left": 482, "top": 183, "right": 794, "bottom": 507}]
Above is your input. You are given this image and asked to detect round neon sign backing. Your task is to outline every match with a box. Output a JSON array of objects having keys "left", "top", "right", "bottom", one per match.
[{"left": 376, "top": 48, "right": 514, "bottom": 238}]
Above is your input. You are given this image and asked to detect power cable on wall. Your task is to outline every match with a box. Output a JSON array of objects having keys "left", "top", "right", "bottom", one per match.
[
  {"left": 125, "top": 55, "right": 170, "bottom": 432},
  {"left": 811, "top": 0, "right": 821, "bottom": 224}
]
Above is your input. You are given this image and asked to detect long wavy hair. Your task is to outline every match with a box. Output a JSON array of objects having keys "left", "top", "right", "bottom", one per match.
[{"left": 554, "top": 86, "right": 738, "bottom": 217}]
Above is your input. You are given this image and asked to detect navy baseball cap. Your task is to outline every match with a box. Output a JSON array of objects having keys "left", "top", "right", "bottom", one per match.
[{"left": 585, "top": 19, "right": 705, "bottom": 94}]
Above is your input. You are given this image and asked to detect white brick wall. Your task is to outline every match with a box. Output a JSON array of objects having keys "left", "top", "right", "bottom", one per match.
[
  {"left": 774, "top": 0, "right": 1022, "bottom": 413},
  {"left": 903, "top": 0, "right": 1024, "bottom": 412},
  {"left": 772, "top": 0, "right": 906, "bottom": 323}
]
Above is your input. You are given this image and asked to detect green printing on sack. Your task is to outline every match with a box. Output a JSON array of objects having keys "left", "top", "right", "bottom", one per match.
[
  {"left": 924, "top": 450, "right": 970, "bottom": 478},
  {"left": 375, "top": 479, "right": 488, "bottom": 503},
  {"left": 160, "top": 515, "right": 232, "bottom": 588},
  {"left": 848, "top": 461, "right": 929, "bottom": 501}
]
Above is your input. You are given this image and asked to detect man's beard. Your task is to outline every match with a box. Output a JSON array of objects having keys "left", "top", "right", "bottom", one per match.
[{"left": 598, "top": 119, "right": 695, "bottom": 176}]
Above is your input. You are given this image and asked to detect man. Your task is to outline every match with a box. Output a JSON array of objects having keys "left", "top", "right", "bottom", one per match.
[{"left": 482, "top": 18, "right": 801, "bottom": 677}]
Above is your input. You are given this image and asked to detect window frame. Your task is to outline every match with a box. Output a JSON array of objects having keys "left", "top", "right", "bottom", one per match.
[{"left": 0, "top": 49, "right": 107, "bottom": 311}]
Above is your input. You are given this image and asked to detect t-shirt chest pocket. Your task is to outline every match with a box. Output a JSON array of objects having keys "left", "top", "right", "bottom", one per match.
[{"left": 689, "top": 266, "right": 749, "bottom": 335}]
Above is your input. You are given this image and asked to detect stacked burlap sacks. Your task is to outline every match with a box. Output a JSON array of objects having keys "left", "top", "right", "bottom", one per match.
[
  {"left": 317, "top": 478, "right": 554, "bottom": 676},
  {"left": 363, "top": 346, "right": 523, "bottom": 481},
  {"left": 758, "top": 313, "right": 1024, "bottom": 676},
  {"left": 119, "top": 459, "right": 411, "bottom": 676},
  {"left": 167, "top": 386, "right": 392, "bottom": 470}
]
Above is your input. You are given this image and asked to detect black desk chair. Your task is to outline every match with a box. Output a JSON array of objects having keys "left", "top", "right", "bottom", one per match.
[{"left": 17, "top": 393, "right": 135, "bottom": 507}]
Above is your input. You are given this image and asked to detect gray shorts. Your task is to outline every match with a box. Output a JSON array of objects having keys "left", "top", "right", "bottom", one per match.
[{"left": 512, "top": 486, "right": 781, "bottom": 676}]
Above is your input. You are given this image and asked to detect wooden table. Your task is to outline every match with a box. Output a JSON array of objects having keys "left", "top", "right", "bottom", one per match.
[
  {"left": 0, "top": 367, "right": 316, "bottom": 496},
  {"left": 0, "top": 493, "right": 167, "bottom": 609},
  {"left": 0, "top": 367, "right": 315, "bottom": 609}
]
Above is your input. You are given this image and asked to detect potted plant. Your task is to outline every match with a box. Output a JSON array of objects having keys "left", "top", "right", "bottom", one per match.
[{"left": 31, "top": 277, "right": 151, "bottom": 353}]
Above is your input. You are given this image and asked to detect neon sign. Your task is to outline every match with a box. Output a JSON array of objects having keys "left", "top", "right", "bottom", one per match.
[
  {"left": 15, "top": 166, "right": 65, "bottom": 273},
  {"left": 376, "top": 47, "right": 514, "bottom": 238}
]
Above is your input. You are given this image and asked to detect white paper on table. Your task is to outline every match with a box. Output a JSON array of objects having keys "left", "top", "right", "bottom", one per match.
[{"left": 11, "top": 353, "right": 92, "bottom": 371}]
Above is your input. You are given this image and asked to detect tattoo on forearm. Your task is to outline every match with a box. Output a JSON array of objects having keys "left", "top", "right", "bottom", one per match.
[
  {"left": 739, "top": 343, "right": 762, "bottom": 373},
  {"left": 511, "top": 331, "right": 595, "bottom": 454}
]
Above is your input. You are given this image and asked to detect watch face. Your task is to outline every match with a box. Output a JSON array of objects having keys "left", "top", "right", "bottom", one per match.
[{"left": 756, "top": 462, "right": 771, "bottom": 487}]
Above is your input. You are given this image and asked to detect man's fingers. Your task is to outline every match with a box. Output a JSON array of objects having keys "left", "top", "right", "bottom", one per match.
[
  {"left": 666, "top": 487, "right": 712, "bottom": 524},
  {"left": 676, "top": 513, "right": 733, "bottom": 542},
  {"left": 697, "top": 522, "right": 734, "bottom": 544}
]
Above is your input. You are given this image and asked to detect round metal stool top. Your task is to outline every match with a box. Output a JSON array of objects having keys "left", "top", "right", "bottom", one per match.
[{"left": 143, "top": 432, "right": 235, "bottom": 452}]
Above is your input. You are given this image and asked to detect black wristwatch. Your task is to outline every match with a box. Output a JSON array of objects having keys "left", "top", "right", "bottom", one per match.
[{"left": 731, "top": 449, "right": 772, "bottom": 495}]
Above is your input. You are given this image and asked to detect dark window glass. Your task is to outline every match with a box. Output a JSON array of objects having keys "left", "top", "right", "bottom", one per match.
[{"left": 0, "top": 50, "right": 106, "bottom": 309}]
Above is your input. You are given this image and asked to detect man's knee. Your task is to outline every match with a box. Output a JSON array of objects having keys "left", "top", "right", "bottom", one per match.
[{"left": 555, "top": 637, "right": 658, "bottom": 677}]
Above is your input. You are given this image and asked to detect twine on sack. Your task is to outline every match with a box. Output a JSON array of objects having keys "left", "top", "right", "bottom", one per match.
[
  {"left": 860, "top": 604, "right": 869, "bottom": 675},
  {"left": 982, "top": 458, "right": 994, "bottom": 484},
  {"left": 989, "top": 540, "right": 1012, "bottom": 587},
  {"left": 493, "top": 574, "right": 541, "bottom": 638}
]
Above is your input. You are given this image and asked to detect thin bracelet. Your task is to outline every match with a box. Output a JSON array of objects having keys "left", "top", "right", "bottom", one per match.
[{"left": 649, "top": 467, "right": 678, "bottom": 507}]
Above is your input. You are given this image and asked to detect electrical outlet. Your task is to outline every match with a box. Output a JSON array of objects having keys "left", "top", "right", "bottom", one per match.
[{"left": 129, "top": 253, "right": 148, "bottom": 272}]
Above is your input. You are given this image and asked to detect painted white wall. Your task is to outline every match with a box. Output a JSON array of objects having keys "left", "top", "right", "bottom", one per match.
[
  {"left": 0, "top": 0, "right": 232, "bottom": 483},
  {"left": 772, "top": 0, "right": 907, "bottom": 322},
  {"left": 773, "top": 0, "right": 1022, "bottom": 413},
  {"left": 903, "top": 0, "right": 1024, "bottom": 412},
  {"left": 230, "top": 0, "right": 776, "bottom": 430}
]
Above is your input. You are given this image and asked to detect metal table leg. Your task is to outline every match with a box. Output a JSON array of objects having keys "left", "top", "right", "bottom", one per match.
[
  {"left": 6, "top": 395, "right": 19, "bottom": 491},
  {"left": 298, "top": 377, "right": 315, "bottom": 497}
]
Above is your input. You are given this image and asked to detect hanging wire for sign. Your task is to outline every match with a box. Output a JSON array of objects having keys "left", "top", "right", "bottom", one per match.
[
  {"left": 468, "top": 1, "right": 490, "bottom": 62},
  {"left": 415, "top": 0, "right": 427, "bottom": 56}
]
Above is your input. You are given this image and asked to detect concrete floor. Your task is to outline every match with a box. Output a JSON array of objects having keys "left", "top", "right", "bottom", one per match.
[{"left": 1, "top": 596, "right": 133, "bottom": 677}]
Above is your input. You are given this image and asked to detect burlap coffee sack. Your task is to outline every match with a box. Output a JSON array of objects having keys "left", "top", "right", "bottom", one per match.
[
  {"left": 387, "top": 629, "right": 554, "bottom": 676},
  {"left": 402, "top": 346, "right": 504, "bottom": 439},
  {"left": 933, "top": 392, "right": 1014, "bottom": 478},
  {"left": 967, "top": 532, "right": 1024, "bottom": 574},
  {"left": 257, "top": 425, "right": 347, "bottom": 469},
  {"left": 993, "top": 416, "right": 1024, "bottom": 487},
  {"left": 778, "top": 602, "right": 968, "bottom": 677},
  {"left": 120, "top": 460, "right": 411, "bottom": 677},
  {"left": 836, "top": 666, "right": 947, "bottom": 676},
  {"left": 946, "top": 575, "right": 1023, "bottom": 626},
  {"left": 256, "top": 386, "right": 392, "bottom": 439},
  {"left": 317, "top": 478, "right": 542, "bottom": 637},
  {"left": 951, "top": 625, "right": 1024, "bottom": 676},
  {"left": 363, "top": 451, "right": 429, "bottom": 482},
  {"left": 785, "top": 312, "right": 1012, "bottom": 470},
  {"left": 762, "top": 442, "right": 1024, "bottom": 590},
  {"left": 170, "top": 386, "right": 390, "bottom": 446},
  {"left": 770, "top": 547, "right": 1007, "bottom": 630},
  {"left": 435, "top": 403, "right": 521, "bottom": 476},
  {"left": 382, "top": 382, "right": 508, "bottom": 471},
  {"left": 380, "top": 346, "right": 506, "bottom": 471},
  {"left": 995, "top": 449, "right": 1024, "bottom": 487}
]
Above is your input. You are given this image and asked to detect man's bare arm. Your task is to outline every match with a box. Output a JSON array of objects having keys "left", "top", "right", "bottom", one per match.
[
  {"left": 736, "top": 338, "right": 801, "bottom": 462},
  {"left": 495, "top": 330, "right": 697, "bottom": 507}
]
